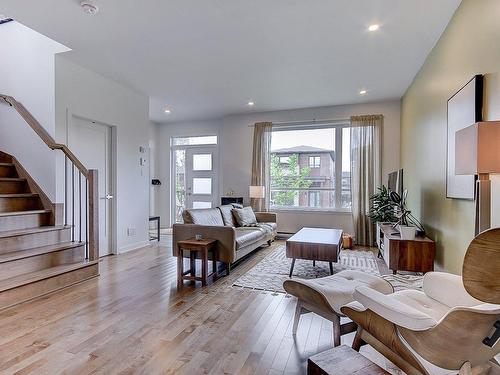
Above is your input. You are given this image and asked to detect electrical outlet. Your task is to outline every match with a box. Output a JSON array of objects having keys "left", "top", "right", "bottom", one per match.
[{"left": 127, "top": 228, "right": 136, "bottom": 236}]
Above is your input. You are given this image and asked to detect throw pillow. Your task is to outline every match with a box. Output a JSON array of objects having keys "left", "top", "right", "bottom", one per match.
[{"left": 232, "top": 206, "right": 258, "bottom": 227}]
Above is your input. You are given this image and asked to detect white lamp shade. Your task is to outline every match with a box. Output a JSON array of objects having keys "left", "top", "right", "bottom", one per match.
[
  {"left": 455, "top": 121, "right": 500, "bottom": 175},
  {"left": 249, "top": 185, "right": 265, "bottom": 199}
]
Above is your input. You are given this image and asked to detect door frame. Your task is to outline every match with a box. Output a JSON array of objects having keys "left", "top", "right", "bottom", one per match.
[
  {"left": 170, "top": 136, "right": 219, "bottom": 225},
  {"left": 65, "top": 109, "right": 118, "bottom": 255}
]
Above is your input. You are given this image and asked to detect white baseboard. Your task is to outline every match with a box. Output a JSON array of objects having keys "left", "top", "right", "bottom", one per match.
[{"left": 117, "top": 240, "right": 151, "bottom": 254}]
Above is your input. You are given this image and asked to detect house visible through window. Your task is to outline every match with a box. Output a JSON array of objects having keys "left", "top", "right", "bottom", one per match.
[
  {"left": 309, "top": 156, "right": 321, "bottom": 168},
  {"left": 270, "top": 124, "right": 351, "bottom": 210}
]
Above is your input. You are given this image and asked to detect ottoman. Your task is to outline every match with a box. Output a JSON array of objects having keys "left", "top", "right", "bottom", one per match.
[{"left": 283, "top": 270, "right": 393, "bottom": 346}]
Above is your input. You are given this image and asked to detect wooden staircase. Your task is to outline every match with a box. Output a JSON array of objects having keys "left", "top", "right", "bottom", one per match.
[{"left": 0, "top": 94, "right": 100, "bottom": 310}]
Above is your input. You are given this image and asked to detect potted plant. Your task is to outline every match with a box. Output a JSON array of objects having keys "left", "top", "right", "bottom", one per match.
[
  {"left": 369, "top": 185, "right": 398, "bottom": 224},
  {"left": 390, "top": 190, "right": 425, "bottom": 240}
]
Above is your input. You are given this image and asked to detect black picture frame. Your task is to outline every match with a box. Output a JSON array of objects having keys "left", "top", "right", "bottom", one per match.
[{"left": 446, "top": 75, "right": 483, "bottom": 200}]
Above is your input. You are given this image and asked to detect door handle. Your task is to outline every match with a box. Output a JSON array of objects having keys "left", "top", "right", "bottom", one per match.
[{"left": 100, "top": 195, "right": 114, "bottom": 200}]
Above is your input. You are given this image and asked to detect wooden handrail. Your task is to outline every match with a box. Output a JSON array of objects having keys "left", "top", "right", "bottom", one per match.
[
  {"left": 1, "top": 93, "right": 99, "bottom": 261},
  {"left": 0, "top": 94, "right": 89, "bottom": 177}
]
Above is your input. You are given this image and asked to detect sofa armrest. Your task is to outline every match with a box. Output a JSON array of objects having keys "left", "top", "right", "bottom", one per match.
[
  {"left": 255, "top": 211, "right": 277, "bottom": 223},
  {"left": 172, "top": 224, "right": 236, "bottom": 264},
  {"left": 353, "top": 286, "right": 437, "bottom": 331}
]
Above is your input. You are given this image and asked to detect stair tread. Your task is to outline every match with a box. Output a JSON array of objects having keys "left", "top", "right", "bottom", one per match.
[
  {"left": 0, "top": 225, "right": 71, "bottom": 239},
  {"left": 0, "top": 260, "right": 98, "bottom": 293},
  {"left": 0, "top": 163, "right": 14, "bottom": 167},
  {"left": 0, "top": 178, "right": 26, "bottom": 181},
  {"left": 0, "top": 209, "right": 51, "bottom": 217},
  {"left": 0, "top": 193, "right": 39, "bottom": 198},
  {"left": 0, "top": 241, "right": 85, "bottom": 264}
]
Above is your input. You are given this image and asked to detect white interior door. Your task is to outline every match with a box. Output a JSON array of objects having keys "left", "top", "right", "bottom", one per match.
[
  {"left": 185, "top": 147, "right": 218, "bottom": 210},
  {"left": 69, "top": 116, "right": 113, "bottom": 257}
]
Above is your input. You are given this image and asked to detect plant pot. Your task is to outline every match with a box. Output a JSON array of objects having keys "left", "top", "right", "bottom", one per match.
[{"left": 398, "top": 225, "right": 416, "bottom": 240}]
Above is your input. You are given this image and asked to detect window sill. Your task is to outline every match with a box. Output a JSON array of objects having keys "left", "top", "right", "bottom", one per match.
[{"left": 270, "top": 207, "right": 352, "bottom": 215}]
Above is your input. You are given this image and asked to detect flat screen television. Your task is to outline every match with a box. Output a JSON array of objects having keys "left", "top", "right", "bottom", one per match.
[{"left": 388, "top": 169, "right": 403, "bottom": 196}]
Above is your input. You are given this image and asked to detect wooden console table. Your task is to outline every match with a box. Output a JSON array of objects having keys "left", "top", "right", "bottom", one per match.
[{"left": 377, "top": 223, "right": 435, "bottom": 274}]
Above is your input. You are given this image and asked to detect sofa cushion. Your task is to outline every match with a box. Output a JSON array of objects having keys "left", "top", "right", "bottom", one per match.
[
  {"left": 182, "top": 208, "right": 224, "bottom": 226},
  {"left": 218, "top": 205, "right": 237, "bottom": 227},
  {"left": 259, "top": 222, "right": 277, "bottom": 235},
  {"left": 232, "top": 206, "right": 258, "bottom": 227},
  {"left": 235, "top": 228, "right": 266, "bottom": 249}
]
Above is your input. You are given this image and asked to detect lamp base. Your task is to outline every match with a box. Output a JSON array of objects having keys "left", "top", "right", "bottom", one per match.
[{"left": 475, "top": 174, "right": 491, "bottom": 236}]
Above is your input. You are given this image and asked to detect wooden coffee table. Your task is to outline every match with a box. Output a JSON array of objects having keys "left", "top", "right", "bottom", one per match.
[{"left": 286, "top": 227, "right": 343, "bottom": 278}]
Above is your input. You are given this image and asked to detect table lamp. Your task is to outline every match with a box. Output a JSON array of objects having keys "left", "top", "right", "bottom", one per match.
[{"left": 455, "top": 121, "right": 500, "bottom": 235}]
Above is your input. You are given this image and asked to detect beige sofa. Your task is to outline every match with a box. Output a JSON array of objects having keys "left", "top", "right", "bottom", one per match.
[{"left": 173, "top": 205, "right": 277, "bottom": 272}]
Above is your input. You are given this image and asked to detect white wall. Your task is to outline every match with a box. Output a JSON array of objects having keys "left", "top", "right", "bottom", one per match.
[
  {"left": 401, "top": 0, "right": 500, "bottom": 273},
  {"left": 155, "top": 100, "right": 401, "bottom": 233},
  {"left": 0, "top": 21, "right": 69, "bottom": 200},
  {"left": 55, "top": 56, "right": 151, "bottom": 253}
]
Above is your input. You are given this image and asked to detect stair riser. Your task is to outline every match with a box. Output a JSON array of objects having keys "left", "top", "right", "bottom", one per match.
[
  {"left": 0, "top": 262, "right": 98, "bottom": 311},
  {"left": 0, "top": 196, "right": 43, "bottom": 212},
  {"left": 0, "top": 181, "right": 29, "bottom": 194},
  {"left": 0, "top": 155, "right": 12, "bottom": 163},
  {"left": 0, "top": 213, "right": 51, "bottom": 231},
  {"left": 0, "top": 228, "right": 72, "bottom": 254},
  {"left": 0, "top": 166, "right": 17, "bottom": 178},
  {"left": 0, "top": 245, "right": 85, "bottom": 281}
]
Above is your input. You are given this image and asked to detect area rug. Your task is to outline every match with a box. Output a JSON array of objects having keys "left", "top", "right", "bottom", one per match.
[{"left": 233, "top": 244, "right": 422, "bottom": 293}]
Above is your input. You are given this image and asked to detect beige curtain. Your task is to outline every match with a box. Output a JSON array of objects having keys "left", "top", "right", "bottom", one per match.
[
  {"left": 251, "top": 122, "right": 272, "bottom": 211},
  {"left": 350, "top": 115, "right": 382, "bottom": 246}
]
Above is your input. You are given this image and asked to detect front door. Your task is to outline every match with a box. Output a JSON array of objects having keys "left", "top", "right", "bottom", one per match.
[
  {"left": 69, "top": 116, "right": 113, "bottom": 256},
  {"left": 173, "top": 146, "right": 218, "bottom": 223}
]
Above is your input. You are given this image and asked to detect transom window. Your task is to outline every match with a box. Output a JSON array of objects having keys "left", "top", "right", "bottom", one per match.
[{"left": 270, "top": 124, "right": 351, "bottom": 211}]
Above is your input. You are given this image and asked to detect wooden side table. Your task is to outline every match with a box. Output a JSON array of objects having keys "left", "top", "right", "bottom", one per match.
[
  {"left": 307, "top": 345, "right": 389, "bottom": 375},
  {"left": 177, "top": 238, "right": 217, "bottom": 287}
]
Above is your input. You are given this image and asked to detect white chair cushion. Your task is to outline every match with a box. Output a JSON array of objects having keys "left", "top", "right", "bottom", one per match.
[
  {"left": 353, "top": 286, "right": 438, "bottom": 331},
  {"left": 423, "top": 272, "right": 483, "bottom": 308},
  {"left": 391, "top": 289, "right": 450, "bottom": 322},
  {"left": 296, "top": 270, "right": 393, "bottom": 314}
]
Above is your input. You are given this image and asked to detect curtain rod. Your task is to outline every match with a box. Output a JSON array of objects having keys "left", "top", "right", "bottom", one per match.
[{"left": 248, "top": 118, "right": 350, "bottom": 127}]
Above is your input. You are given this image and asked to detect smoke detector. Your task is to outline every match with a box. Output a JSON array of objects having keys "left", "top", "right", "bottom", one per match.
[{"left": 81, "top": 0, "right": 99, "bottom": 15}]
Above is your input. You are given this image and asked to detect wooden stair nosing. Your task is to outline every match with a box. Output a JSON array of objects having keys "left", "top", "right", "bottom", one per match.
[
  {"left": 0, "top": 193, "right": 39, "bottom": 198},
  {"left": 0, "top": 225, "right": 71, "bottom": 239},
  {"left": 0, "top": 209, "right": 51, "bottom": 217},
  {"left": 0, "top": 260, "right": 99, "bottom": 293},
  {"left": 0, "top": 177, "right": 26, "bottom": 182},
  {"left": 0, "top": 241, "right": 85, "bottom": 264}
]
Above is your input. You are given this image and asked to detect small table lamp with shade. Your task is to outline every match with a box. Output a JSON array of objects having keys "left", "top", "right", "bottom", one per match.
[
  {"left": 455, "top": 121, "right": 500, "bottom": 235},
  {"left": 249, "top": 185, "right": 266, "bottom": 211}
]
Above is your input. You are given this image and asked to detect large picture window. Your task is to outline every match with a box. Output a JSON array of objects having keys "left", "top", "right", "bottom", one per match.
[{"left": 270, "top": 124, "right": 351, "bottom": 211}]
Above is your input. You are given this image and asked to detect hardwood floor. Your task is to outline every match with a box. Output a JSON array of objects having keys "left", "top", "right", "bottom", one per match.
[{"left": 0, "top": 239, "right": 365, "bottom": 375}]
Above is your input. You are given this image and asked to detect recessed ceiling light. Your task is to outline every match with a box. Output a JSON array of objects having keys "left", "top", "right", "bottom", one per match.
[
  {"left": 368, "top": 24, "right": 380, "bottom": 32},
  {"left": 359, "top": 90, "right": 367, "bottom": 95},
  {"left": 164, "top": 109, "right": 171, "bottom": 114},
  {"left": 248, "top": 101, "right": 255, "bottom": 106}
]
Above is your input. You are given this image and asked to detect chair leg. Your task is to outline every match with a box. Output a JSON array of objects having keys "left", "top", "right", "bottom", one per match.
[
  {"left": 292, "top": 301, "right": 303, "bottom": 335},
  {"left": 289, "top": 258, "right": 296, "bottom": 278},
  {"left": 352, "top": 326, "right": 365, "bottom": 352},
  {"left": 332, "top": 314, "right": 341, "bottom": 347}
]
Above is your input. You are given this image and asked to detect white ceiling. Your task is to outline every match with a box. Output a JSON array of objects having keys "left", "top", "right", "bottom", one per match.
[{"left": 0, "top": 0, "right": 461, "bottom": 123}]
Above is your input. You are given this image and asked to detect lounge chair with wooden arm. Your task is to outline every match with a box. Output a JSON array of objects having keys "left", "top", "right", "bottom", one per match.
[{"left": 341, "top": 228, "right": 500, "bottom": 375}]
